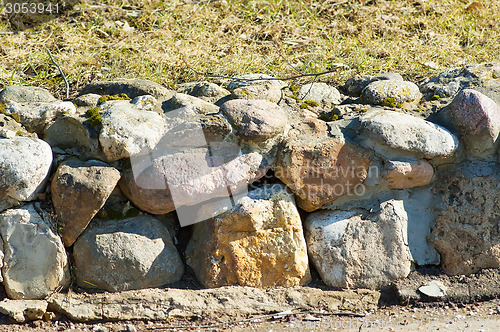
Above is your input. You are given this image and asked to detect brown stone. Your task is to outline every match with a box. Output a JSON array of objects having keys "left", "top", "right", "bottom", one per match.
[
  {"left": 384, "top": 159, "right": 434, "bottom": 189},
  {"left": 431, "top": 162, "right": 500, "bottom": 275},
  {"left": 51, "top": 160, "right": 121, "bottom": 246},
  {"left": 186, "top": 185, "right": 311, "bottom": 288},
  {"left": 275, "top": 123, "right": 372, "bottom": 212}
]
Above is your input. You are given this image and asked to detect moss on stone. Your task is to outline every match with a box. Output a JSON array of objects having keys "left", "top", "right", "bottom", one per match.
[
  {"left": 97, "top": 93, "right": 130, "bottom": 105},
  {"left": 11, "top": 113, "right": 21, "bottom": 123},
  {"left": 85, "top": 106, "right": 103, "bottom": 127},
  {"left": 304, "top": 99, "right": 319, "bottom": 107},
  {"left": 431, "top": 94, "right": 441, "bottom": 101},
  {"left": 289, "top": 85, "right": 300, "bottom": 95},
  {"left": 382, "top": 97, "right": 398, "bottom": 108}
]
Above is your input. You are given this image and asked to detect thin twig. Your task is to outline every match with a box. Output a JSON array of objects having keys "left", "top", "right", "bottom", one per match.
[
  {"left": 146, "top": 310, "right": 365, "bottom": 330},
  {"left": 47, "top": 50, "right": 69, "bottom": 100},
  {"left": 181, "top": 57, "right": 344, "bottom": 83}
]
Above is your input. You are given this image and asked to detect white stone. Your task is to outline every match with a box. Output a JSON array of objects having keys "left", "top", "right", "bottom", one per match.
[
  {"left": 419, "top": 280, "right": 447, "bottom": 298},
  {"left": 305, "top": 200, "right": 413, "bottom": 289},
  {"left": 2, "top": 100, "right": 76, "bottom": 133},
  {"left": 358, "top": 109, "right": 459, "bottom": 159},
  {"left": 0, "top": 204, "right": 70, "bottom": 299},
  {"left": 298, "top": 83, "right": 342, "bottom": 105},
  {"left": 361, "top": 80, "right": 422, "bottom": 105},
  {"left": 0, "top": 137, "right": 52, "bottom": 212},
  {"left": 99, "top": 100, "right": 169, "bottom": 161}
]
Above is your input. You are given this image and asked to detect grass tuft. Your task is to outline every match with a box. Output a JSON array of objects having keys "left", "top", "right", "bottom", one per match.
[{"left": 0, "top": 1, "right": 499, "bottom": 98}]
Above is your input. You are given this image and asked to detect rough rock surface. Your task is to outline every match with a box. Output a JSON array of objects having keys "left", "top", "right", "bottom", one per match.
[
  {"left": 99, "top": 100, "right": 169, "bottom": 161},
  {"left": 228, "top": 74, "right": 287, "bottom": 103},
  {"left": 0, "top": 136, "right": 52, "bottom": 212},
  {"left": 297, "top": 83, "right": 342, "bottom": 106},
  {"left": 186, "top": 184, "right": 311, "bottom": 288},
  {"left": 176, "top": 81, "right": 231, "bottom": 104},
  {"left": 163, "top": 94, "right": 232, "bottom": 142},
  {"left": 73, "top": 215, "right": 184, "bottom": 292},
  {"left": 305, "top": 200, "right": 413, "bottom": 289},
  {"left": 51, "top": 160, "right": 121, "bottom": 247},
  {"left": 0, "top": 113, "right": 31, "bottom": 139},
  {"left": 120, "top": 151, "right": 267, "bottom": 219},
  {"left": 343, "top": 73, "right": 404, "bottom": 97},
  {"left": 43, "top": 115, "right": 102, "bottom": 159},
  {"left": 0, "top": 86, "right": 57, "bottom": 103},
  {"left": 48, "top": 287, "right": 379, "bottom": 322},
  {"left": 0, "top": 299, "right": 48, "bottom": 322},
  {"left": 357, "top": 109, "right": 459, "bottom": 159},
  {"left": 220, "top": 99, "right": 289, "bottom": 142},
  {"left": 361, "top": 80, "right": 422, "bottom": 106},
  {"left": 2, "top": 101, "right": 77, "bottom": 133},
  {"left": 383, "top": 159, "right": 434, "bottom": 189},
  {"left": 431, "top": 162, "right": 500, "bottom": 275},
  {"left": 440, "top": 89, "right": 500, "bottom": 158},
  {"left": 420, "top": 63, "right": 500, "bottom": 102},
  {"left": 72, "top": 93, "right": 101, "bottom": 107},
  {"left": 0, "top": 204, "right": 70, "bottom": 299},
  {"left": 275, "top": 120, "right": 372, "bottom": 212},
  {"left": 79, "top": 79, "right": 176, "bottom": 99}
]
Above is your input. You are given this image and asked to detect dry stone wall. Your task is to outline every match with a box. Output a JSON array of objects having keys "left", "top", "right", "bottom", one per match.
[{"left": 0, "top": 63, "right": 499, "bottom": 304}]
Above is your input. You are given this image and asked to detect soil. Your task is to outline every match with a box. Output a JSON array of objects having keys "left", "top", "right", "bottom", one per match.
[{"left": 0, "top": 266, "right": 499, "bottom": 331}]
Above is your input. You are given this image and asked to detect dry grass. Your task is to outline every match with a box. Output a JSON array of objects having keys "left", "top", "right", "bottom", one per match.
[{"left": 1, "top": 0, "right": 499, "bottom": 99}]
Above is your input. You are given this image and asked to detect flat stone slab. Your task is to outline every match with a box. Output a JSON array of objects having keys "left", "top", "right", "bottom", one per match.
[
  {"left": 48, "top": 287, "right": 380, "bottom": 322},
  {"left": 0, "top": 299, "right": 47, "bottom": 323}
]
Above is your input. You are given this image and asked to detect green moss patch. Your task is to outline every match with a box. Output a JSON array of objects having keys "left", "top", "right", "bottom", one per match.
[
  {"left": 97, "top": 93, "right": 130, "bottom": 105},
  {"left": 85, "top": 107, "right": 103, "bottom": 127}
]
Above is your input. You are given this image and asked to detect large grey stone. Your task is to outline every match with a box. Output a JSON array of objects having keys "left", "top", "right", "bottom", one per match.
[
  {"left": 176, "top": 81, "right": 231, "bottom": 104},
  {"left": 357, "top": 109, "right": 459, "bottom": 159},
  {"left": 420, "top": 63, "right": 500, "bottom": 102},
  {"left": 343, "top": 73, "right": 403, "bottom": 97},
  {"left": 228, "top": 74, "right": 287, "bottom": 103},
  {"left": 0, "top": 204, "right": 70, "bottom": 299},
  {"left": 431, "top": 162, "right": 500, "bottom": 275},
  {"left": 297, "top": 83, "right": 342, "bottom": 106},
  {"left": 51, "top": 160, "right": 121, "bottom": 247},
  {"left": 361, "top": 80, "right": 422, "bottom": 106},
  {"left": 305, "top": 200, "right": 413, "bottom": 289},
  {"left": 43, "top": 114, "right": 102, "bottom": 159},
  {"left": 73, "top": 215, "right": 184, "bottom": 292},
  {"left": 99, "top": 100, "right": 169, "bottom": 161},
  {"left": 163, "top": 94, "right": 233, "bottom": 142},
  {"left": 186, "top": 184, "right": 311, "bottom": 288},
  {"left": 1, "top": 100, "right": 77, "bottom": 133},
  {"left": 79, "top": 79, "right": 175, "bottom": 99},
  {"left": 0, "top": 136, "right": 52, "bottom": 212},
  {"left": 0, "top": 86, "right": 56, "bottom": 103}
]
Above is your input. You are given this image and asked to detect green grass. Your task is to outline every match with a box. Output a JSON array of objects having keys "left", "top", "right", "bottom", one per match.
[{"left": 0, "top": 0, "right": 499, "bottom": 99}]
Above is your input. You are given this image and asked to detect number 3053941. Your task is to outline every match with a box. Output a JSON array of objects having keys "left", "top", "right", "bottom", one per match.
[{"left": 3, "top": 1, "right": 60, "bottom": 14}]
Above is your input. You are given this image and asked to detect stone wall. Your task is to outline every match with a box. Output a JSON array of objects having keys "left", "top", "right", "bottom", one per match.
[{"left": 0, "top": 63, "right": 499, "bottom": 301}]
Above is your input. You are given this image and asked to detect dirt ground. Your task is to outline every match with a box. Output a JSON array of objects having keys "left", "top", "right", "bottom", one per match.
[
  {"left": 1, "top": 266, "right": 500, "bottom": 331},
  {"left": 1, "top": 299, "right": 500, "bottom": 332}
]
